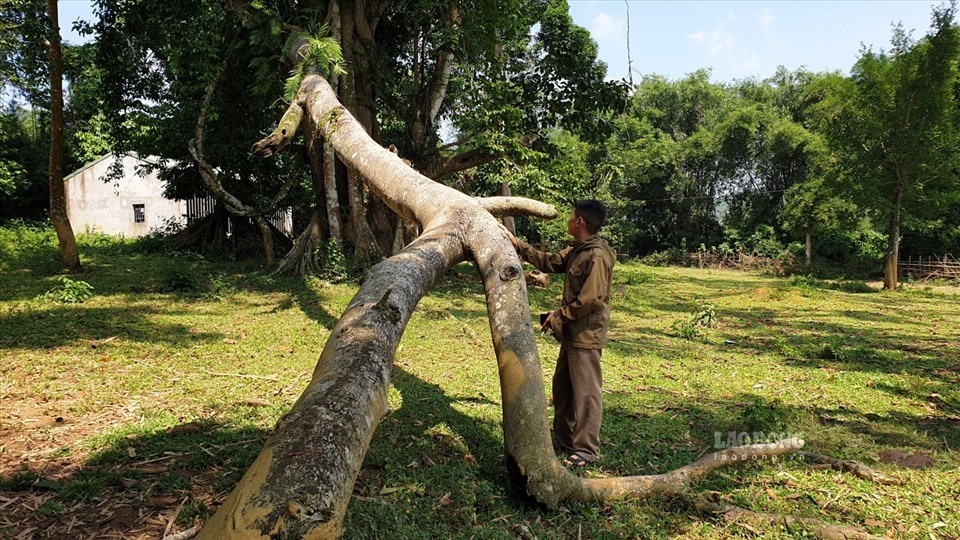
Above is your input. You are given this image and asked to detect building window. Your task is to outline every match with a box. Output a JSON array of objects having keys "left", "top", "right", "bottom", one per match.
[{"left": 133, "top": 204, "right": 145, "bottom": 223}]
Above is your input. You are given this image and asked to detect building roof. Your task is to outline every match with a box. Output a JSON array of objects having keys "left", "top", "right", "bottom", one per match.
[{"left": 64, "top": 152, "right": 166, "bottom": 181}]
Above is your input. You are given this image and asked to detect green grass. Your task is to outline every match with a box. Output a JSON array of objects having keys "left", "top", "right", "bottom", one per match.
[{"left": 1, "top": 226, "right": 959, "bottom": 539}]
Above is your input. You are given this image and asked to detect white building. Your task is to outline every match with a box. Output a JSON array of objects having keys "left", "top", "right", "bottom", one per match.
[{"left": 64, "top": 153, "right": 292, "bottom": 237}]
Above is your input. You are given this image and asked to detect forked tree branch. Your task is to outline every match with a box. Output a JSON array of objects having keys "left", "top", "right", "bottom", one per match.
[{"left": 197, "top": 72, "right": 869, "bottom": 540}]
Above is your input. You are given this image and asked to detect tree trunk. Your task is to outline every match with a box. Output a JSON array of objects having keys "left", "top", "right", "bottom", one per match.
[
  {"left": 254, "top": 216, "right": 276, "bottom": 267},
  {"left": 47, "top": 0, "right": 81, "bottom": 272},
  {"left": 324, "top": 0, "right": 344, "bottom": 248},
  {"left": 500, "top": 181, "right": 516, "bottom": 235},
  {"left": 337, "top": 3, "right": 380, "bottom": 265},
  {"left": 273, "top": 124, "right": 330, "bottom": 276},
  {"left": 198, "top": 73, "right": 807, "bottom": 539},
  {"left": 805, "top": 231, "right": 812, "bottom": 268},
  {"left": 883, "top": 188, "right": 903, "bottom": 290}
]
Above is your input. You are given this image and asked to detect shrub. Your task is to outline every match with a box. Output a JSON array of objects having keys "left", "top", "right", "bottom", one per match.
[
  {"left": 39, "top": 276, "right": 95, "bottom": 303},
  {"left": 670, "top": 299, "right": 715, "bottom": 340},
  {"left": 317, "top": 238, "right": 349, "bottom": 282},
  {"left": 0, "top": 220, "right": 59, "bottom": 272},
  {"left": 163, "top": 269, "right": 198, "bottom": 292}
]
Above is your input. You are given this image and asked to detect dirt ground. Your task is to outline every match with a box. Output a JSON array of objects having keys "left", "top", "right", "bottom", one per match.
[{"left": 0, "top": 395, "right": 210, "bottom": 540}]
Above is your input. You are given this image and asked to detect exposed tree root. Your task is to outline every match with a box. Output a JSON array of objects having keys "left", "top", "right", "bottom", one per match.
[
  {"left": 796, "top": 451, "right": 902, "bottom": 485},
  {"left": 696, "top": 494, "right": 885, "bottom": 540},
  {"left": 162, "top": 524, "right": 202, "bottom": 540},
  {"left": 573, "top": 439, "right": 806, "bottom": 502}
]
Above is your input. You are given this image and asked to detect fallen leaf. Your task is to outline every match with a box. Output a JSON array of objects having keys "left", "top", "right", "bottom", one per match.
[
  {"left": 380, "top": 487, "right": 403, "bottom": 495},
  {"left": 118, "top": 477, "right": 137, "bottom": 489}
]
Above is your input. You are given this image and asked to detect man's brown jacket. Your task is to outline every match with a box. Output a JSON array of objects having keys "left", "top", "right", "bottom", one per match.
[{"left": 517, "top": 236, "right": 616, "bottom": 349}]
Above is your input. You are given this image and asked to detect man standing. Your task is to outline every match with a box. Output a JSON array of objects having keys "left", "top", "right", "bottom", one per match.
[{"left": 500, "top": 200, "right": 616, "bottom": 467}]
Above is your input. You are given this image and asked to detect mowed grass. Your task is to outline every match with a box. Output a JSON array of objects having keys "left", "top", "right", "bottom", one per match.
[{"left": 1, "top": 225, "right": 958, "bottom": 539}]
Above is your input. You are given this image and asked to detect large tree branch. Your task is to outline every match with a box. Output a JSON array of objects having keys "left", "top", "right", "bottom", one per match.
[
  {"left": 475, "top": 196, "right": 558, "bottom": 219},
  {"left": 252, "top": 101, "right": 304, "bottom": 158},
  {"left": 574, "top": 439, "right": 804, "bottom": 502},
  {"left": 198, "top": 224, "right": 466, "bottom": 539},
  {"left": 197, "top": 73, "right": 863, "bottom": 540},
  {"left": 190, "top": 28, "right": 295, "bottom": 224},
  {"left": 420, "top": 147, "right": 499, "bottom": 179}
]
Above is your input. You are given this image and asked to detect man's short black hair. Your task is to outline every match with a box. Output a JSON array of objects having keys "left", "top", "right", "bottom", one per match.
[{"left": 573, "top": 199, "right": 607, "bottom": 235}]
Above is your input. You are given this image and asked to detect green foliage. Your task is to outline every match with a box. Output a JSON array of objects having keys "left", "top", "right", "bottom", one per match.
[
  {"left": 670, "top": 299, "right": 715, "bottom": 340},
  {"left": 0, "top": 108, "right": 48, "bottom": 220},
  {"left": 162, "top": 269, "right": 198, "bottom": 293},
  {"left": 317, "top": 238, "right": 348, "bottom": 282},
  {"left": 0, "top": 219, "right": 58, "bottom": 271},
  {"left": 739, "top": 396, "right": 793, "bottom": 433},
  {"left": 810, "top": 6, "right": 960, "bottom": 278},
  {"left": 39, "top": 275, "right": 95, "bottom": 303},
  {"left": 282, "top": 25, "right": 346, "bottom": 102}
]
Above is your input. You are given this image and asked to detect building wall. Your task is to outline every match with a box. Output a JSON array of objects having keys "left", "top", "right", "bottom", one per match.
[{"left": 64, "top": 154, "right": 186, "bottom": 237}]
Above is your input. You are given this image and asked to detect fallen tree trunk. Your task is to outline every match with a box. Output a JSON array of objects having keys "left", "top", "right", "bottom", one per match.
[{"left": 198, "top": 73, "right": 823, "bottom": 539}]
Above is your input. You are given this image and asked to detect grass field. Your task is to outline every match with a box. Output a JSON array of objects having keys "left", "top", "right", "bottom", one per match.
[{"left": 1, "top": 225, "right": 959, "bottom": 539}]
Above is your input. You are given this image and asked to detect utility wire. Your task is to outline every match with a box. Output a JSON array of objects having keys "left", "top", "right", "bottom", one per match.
[{"left": 615, "top": 187, "right": 791, "bottom": 205}]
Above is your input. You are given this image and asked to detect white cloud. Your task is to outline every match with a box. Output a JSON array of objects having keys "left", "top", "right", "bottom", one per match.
[
  {"left": 758, "top": 8, "right": 783, "bottom": 47},
  {"left": 590, "top": 12, "right": 625, "bottom": 41},
  {"left": 687, "top": 29, "right": 735, "bottom": 57},
  {"left": 688, "top": 12, "right": 763, "bottom": 79},
  {"left": 687, "top": 12, "right": 738, "bottom": 56}
]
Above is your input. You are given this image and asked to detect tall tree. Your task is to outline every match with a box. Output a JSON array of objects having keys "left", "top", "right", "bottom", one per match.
[
  {"left": 1, "top": 0, "right": 82, "bottom": 269},
  {"left": 45, "top": 0, "right": 81, "bottom": 271},
  {"left": 813, "top": 4, "right": 960, "bottom": 289}
]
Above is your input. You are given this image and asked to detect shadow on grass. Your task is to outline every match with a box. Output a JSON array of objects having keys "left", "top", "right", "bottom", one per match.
[
  {"left": 0, "top": 418, "right": 271, "bottom": 538},
  {"left": 236, "top": 273, "right": 342, "bottom": 330},
  {"left": 0, "top": 304, "right": 227, "bottom": 350},
  {"left": 5, "top": 367, "right": 950, "bottom": 539}
]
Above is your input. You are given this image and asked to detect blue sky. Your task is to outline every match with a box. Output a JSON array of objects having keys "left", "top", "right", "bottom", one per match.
[
  {"left": 58, "top": 0, "right": 940, "bottom": 83},
  {"left": 568, "top": 1, "right": 940, "bottom": 82}
]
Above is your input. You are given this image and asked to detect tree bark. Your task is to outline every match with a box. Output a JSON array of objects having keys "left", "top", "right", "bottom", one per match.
[
  {"left": 324, "top": 0, "right": 344, "bottom": 248},
  {"left": 337, "top": 1, "right": 380, "bottom": 264},
  {"left": 805, "top": 231, "right": 812, "bottom": 268},
  {"left": 883, "top": 187, "right": 903, "bottom": 290},
  {"left": 47, "top": 0, "right": 81, "bottom": 272},
  {"left": 500, "top": 181, "right": 516, "bottom": 235},
  {"left": 199, "top": 73, "right": 812, "bottom": 539}
]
